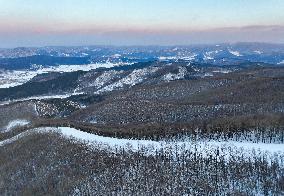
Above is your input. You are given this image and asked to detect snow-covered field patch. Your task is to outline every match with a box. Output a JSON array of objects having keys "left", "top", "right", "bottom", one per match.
[{"left": 0, "top": 70, "right": 38, "bottom": 88}]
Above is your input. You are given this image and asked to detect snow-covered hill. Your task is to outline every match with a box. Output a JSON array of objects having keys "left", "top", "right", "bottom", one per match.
[{"left": 0, "top": 62, "right": 119, "bottom": 89}]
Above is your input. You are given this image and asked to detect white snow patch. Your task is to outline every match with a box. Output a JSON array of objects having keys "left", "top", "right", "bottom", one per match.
[
  {"left": 81, "top": 53, "right": 89, "bottom": 56},
  {"left": 254, "top": 50, "right": 263, "bottom": 54},
  {"left": 228, "top": 49, "right": 242, "bottom": 57},
  {"left": 203, "top": 53, "right": 214, "bottom": 60},
  {"left": 277, "top": 60, "right": 284, "bottom": 64},
  {"left": 178, "top": 54, "right": 197, "bottom": 61},
  {"left": 159, "top": 54, "right": 197, "bottom": 61},
  {"left": 3, "top": 120, "right": 30, "bottom": 133},
  {"left": 39, "top": 63, "right": 117, "bottom": 73},
  {"left": 212, "top": 69, "right": 232, "bottom": 74},
  {"left": 203, "top": 73, "right": 214, "bottom": 77},
  {"left": 112, "top": 54, "right": 121, "bottom": 58},
  {"left": 163, "top": 67, "right": 187, "bottom": 82},
  {"left": 203, "top": 51, "right": 220, "bottom": 61},
  {"left": 180, "top": 54, "right": 197, "bottom": 61},
  {"left": 172, "top": 47, "right": 179, "bottom": 51},
  {"left": 158, "top": 56, "right": 177, "bottom": 60}
]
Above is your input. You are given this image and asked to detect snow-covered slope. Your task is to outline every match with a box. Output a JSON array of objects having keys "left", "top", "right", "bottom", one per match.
[
  {"left": 1, "top": 127, "right": 284, "bottom": 162},
  {"left": 95, "top": 67, "right": 160, "bottom": 93},
  {"left": 0, "top": 63, "right": 119, "bottom": 89},
  {"left": 58, "top": 127, "right": 284, "bottom": 156}
]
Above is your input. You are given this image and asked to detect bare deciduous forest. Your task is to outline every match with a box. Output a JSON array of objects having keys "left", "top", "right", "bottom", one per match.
[{"left": 0, "top": 132, "right": 283, "bottom": 195}]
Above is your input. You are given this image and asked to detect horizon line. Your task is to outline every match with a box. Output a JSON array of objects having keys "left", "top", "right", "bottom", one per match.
[{"left": 1, "top": 41, "right": 284, "bottom": 50}]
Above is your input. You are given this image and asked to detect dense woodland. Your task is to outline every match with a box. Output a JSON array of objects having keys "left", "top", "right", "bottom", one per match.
[{"left": 0, "top": 132, "right": 283, "bottom": 195}]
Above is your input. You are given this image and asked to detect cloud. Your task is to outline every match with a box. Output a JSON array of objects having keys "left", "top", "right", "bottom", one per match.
[{"left": 0, "top": 24, "right": 283, "bottom": 47}]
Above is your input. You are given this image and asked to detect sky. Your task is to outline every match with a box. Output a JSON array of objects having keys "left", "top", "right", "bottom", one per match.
[{"left": 0, "top": 0, "right": 284, "bottom": 47}]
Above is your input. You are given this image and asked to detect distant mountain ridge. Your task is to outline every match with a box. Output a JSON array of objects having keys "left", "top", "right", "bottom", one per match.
[
  {"left": 0, "top": 55, "right": 90, "bottom": 70},
  {"left": 0, "top": 43, "right": 284, "bottom": 70}
]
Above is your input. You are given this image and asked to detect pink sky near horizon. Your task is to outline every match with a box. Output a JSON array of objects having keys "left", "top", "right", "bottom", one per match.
[{"left": 0, "top": 0, "right": 284, "bottom": 47}]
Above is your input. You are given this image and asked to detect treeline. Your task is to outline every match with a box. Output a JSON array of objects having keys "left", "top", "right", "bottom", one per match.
[{"left": 30, "top": 113, "right": 284, "bottom": 143}]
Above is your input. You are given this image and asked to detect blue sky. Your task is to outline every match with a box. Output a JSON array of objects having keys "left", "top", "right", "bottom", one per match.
[{"left": 0, "top": 0, "right": 284, "bottom": 47}]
